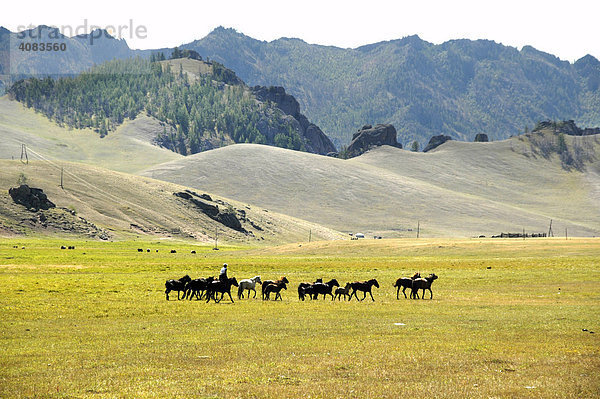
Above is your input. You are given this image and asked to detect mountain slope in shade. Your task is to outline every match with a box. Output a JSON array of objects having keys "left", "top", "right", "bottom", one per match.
[
  {"left": 140, "top": 131, "right": 600, "bottom": 238},
  {"left": 184, "top": 27, "right": 600, "bottom": 147}
]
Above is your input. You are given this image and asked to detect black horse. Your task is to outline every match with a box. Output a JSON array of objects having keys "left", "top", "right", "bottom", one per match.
[
  {"left": 348, "top": 279, "right": 379, "bottom": 301},
  {"left": 205, "top": 277, "right": 239, "bottom": 303},
  {"left": 393, "top": 272, "right": 421, "bottom": 299},
  {"left": 165, "top": 275, "right": 191, "bottom": 300},
  {"left": 184, "top": 276, "right": 214, "bottom": 300},
  {"left": 410, "top": 274, "right": 438, "bottom": 300},
  {"left": 311, "top": 279, "right": 340, "bottom": 300},
  {"left": 297, "top": 278, "right": 323, "bottom": 301}
]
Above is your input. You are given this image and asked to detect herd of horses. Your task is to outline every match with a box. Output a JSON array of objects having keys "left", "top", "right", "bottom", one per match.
[{"left": 165, "top": 272, "right": 438, "bottom": 303}]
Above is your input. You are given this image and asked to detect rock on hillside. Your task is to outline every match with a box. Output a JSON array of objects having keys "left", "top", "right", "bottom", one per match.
[
  {"left": 474, "top": 133, "right": 489, "bottom": 142},
  {"left": 9, "top": 185, "right": 55, "bottom": 211},
  {"left": 424, "top": 135, "right": 452, "bottom": 152},
  {"left": 251, "top": 86, "right": 337, "bottom": 155},
  {"left": 346, "top": 124, "right": 402, "bottom": 158}
]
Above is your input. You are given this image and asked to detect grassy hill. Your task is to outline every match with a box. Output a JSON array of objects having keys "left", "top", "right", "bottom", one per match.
[
  {"left": 140, "top": 131, "right": 600, "bottom": 237},
  {"left": 0, "top": 96, "right": 182, "bottom": 173},
  {"left": 0, "top": 160, "right": 343, "bottom": 243}
]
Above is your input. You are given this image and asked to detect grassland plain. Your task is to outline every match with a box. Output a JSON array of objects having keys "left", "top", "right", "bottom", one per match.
[{"left": 0, "top": 238, "right": 598, "bottom": 398}]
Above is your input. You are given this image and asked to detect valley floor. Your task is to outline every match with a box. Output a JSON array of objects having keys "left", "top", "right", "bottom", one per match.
[{"left": 0, "top": 238, "right": 598, "bottom": 398}]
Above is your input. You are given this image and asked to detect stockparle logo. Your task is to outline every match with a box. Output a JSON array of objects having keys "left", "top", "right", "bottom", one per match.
[
  {"left": 15, "top": 19, "right": 147, "bottom": 44},
  {"left": 9, "top": 19, "right": 149, "bottom": 76}
]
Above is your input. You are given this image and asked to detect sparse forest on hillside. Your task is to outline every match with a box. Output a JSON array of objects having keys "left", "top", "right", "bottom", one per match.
[{"left": 8, "top": 58, "right": 307, "bottom": 154}]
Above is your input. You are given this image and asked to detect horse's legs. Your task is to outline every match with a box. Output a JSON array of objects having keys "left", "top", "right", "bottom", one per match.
[
  {"left": 369, "top": 290, "right": 375, "bottom": 301},
  {"left": 227, "top": 291, "right": 235, "bottom": 303},
  {"left": 402, "top": 287, "right": 408, "bottom": 299},
  {"left": 361, "top": 291, "right": 367, "bottom": 301},
  {"left": 396, "top": 286, "right": 400, "bottom": 300},
  {"left": 428, "top": 288, "right": 433, "bottom": 300},
  {"left": 165, "top": 288, "right": 170, "bottom": 301}
]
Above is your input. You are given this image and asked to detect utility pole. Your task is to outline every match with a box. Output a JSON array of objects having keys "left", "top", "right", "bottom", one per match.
[
  {"left": 565, "top": 227, "right": 568, "bottom": 240},
  {"left": 523, "top": 227, "right": 525, "bottom": 240},
  {"left": 60, "top": 167, "right": 64, "bottom": 189},
  {"left": 20, "top": 144, "right": 28, "bottom": 164},
  {"left": 309, "top": 229, "right": 312, "bottom": 243},
  {"left": 548, "top": 219, "right": 554, "bottom": 237},
  {"left": 417, "top": 221, "right": 420, "bottom": 239}
]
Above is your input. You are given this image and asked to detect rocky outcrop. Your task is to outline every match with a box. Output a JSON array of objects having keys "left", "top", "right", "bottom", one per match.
[
  {"left": 251, "top": 86, "right": 337, "bottom": 155},
  {"left": 346, "top": 124, "right": 402, "bottom": 158},
  {"left": 174, "top": 191, "right": 245, "bottom": 232},
  {"left": 474, "top": 133, "right": 489, "bottom": 142},
  {"left": 9, "top": 185, "right": 55, "bottom": 211},
  {"left": 423, "top": 135, "right": 452, "bottom": 152},
  {"left": 532, "top": 120, "right": 600, "bottom": 136}
]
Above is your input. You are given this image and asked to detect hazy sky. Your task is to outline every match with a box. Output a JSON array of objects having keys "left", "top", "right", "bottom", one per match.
[{"left": 3, "top": 0, "right": 599, "bottom": 62}]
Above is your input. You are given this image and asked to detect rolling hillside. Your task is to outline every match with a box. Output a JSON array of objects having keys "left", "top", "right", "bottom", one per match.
[
  {"left": 0, "top": 96, "right": 182, "bottom": 173},
  {"left": 141, "top": 131, "right": 600, "bottom": 237},
  {"left": 0, "top": 160, "right": 342, "bottom": 243}
]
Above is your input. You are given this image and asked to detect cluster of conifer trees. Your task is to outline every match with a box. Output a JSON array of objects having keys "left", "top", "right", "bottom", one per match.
[{"left": 9, "top": 57, "right": 306, "bottom": 154}]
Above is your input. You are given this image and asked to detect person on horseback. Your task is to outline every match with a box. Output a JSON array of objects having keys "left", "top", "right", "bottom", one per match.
[{"left": 219, "top": 263, "right": 228, "bottom": 282}]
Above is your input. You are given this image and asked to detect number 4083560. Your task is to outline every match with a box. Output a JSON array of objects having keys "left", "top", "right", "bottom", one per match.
[{"left": 18, "top": 42, "right": 67, "bottom": 52}]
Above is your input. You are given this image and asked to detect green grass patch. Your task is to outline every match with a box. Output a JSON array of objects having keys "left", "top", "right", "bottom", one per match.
[{"left": 1, "top": 238, "right": 599, "bottom": 398}]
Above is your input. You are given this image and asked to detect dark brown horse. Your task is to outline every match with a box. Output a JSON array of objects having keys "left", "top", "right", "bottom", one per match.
[
  {"left": 184, "top": 276, "right": 214, "bottom": 300},
  {"left": 333, "top": 283, "right": 351, "bottom": 301},
  {"left": 297, "top": 278, "right": 323, "bottom": 301},
  {"left": 348, "top": 279, "right": 379, "bottom": 301},
  {"left": 410, "top": 273, "right": 438, "bottom": 299},
  {"left": 393, "top": 272, "right": 421, "bottom": 299},
  {"left": 263, "top": 281, "right": 287, "bottom": 300},
  {"left": 165, "top": 275, "right": 191, "bottom": 300},
  {"left": 262, "top": 277, "right": 289, "bottom": 300},
  {"left": 311, "top": 279, "right": 340, "bottom": 300},
  {"left": 205, "top": 277, "right": 239, "bottom": 303}
]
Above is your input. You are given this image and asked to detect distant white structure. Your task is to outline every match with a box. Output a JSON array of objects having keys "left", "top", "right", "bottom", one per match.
[{"left": 355, "top": 233, "right": 365, "bottom": 238}]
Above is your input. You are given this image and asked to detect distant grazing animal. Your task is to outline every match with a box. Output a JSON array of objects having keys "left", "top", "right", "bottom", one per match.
[
  {"left": 170, "top": 249, "right": 177, "bottom": 254},
  {"left": 185, "top": 276, "right": 214, "bottom": 300},
  {"left": 61, "top": 246, "right": 66, "bottom": 250},
  {"left": 137, "top": 248, "right": 143, "bottom": 252},
  {"left": 393, "top": 272, "right": 421, "bottom": 299},
  {"left": 333, "top": 283, "right": 352, "bottom": 301},
  {"left": 411, "top": 274, "right": 438, "bottom": 299},
  {"left": 262, "top": 277, "right": 289, "bottom": 300},
  {"left": 311, "top": 279, "right": 340, "bottom": 300},
  {"left": 349, "top": 279, "right": 380, "bottom": 301},
  {"left": 191, "top": 250, "right": 196, "bottom": 254},
  {"left": 205, "top": 277, "right": 239, "bottom": 303},
  {"left": 146, "top": 249, "right": 150, "bottom": 253},
  {"left": 68, "top": 246, "right": 75, "bottom": 250},
  {"left": 263, "top": 281, "right": 287, "bottom": 300},
  {"left": 165, "top": 275, "right": 192, "bottom": 300},
  {"left": 238, "top": 276, "right": 262, "bottom": 299}
]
